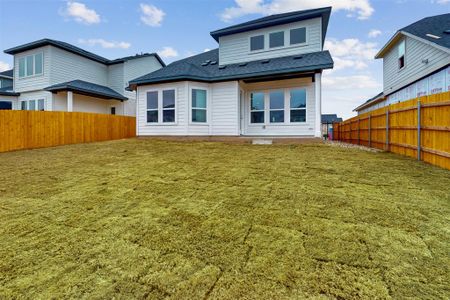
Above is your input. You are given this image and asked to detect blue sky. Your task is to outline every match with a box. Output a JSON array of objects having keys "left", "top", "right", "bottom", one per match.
[{"left": 0, "top": 0, "right": 448, "bottom": 118}]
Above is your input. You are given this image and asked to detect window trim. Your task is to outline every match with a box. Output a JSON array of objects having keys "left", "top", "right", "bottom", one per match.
[
  {"left": 190, "top": 86, "right": 209, "bottom": 125},
  {"left": 249, "top": 34, "right": 265, "bottom": 52},
  {"left": 289, "top": 27, "right": 308, "bottom": 46},
  {"left": 250, "top": 91, "right": 266, "bottom": 124},
  {"left": 162, "top": 89, "right": 176, "bottom": 123},
  {"left": 289, "top": 88, "right": 307, "bottom": 123},
  {"left": 20, "top": 98, "right": 46, "bottom": 111},
  {"left": 248, "top": 26, "right": 309, "bottom": 54},
  {"left": 145, "top": 88, "right": 177, "bottom": 125},
  {"left": 268, "top": 90, "right": 285, "bottom": 123},
  {"left": 18, "top": 52, "right": 44, "bottom": 79}
]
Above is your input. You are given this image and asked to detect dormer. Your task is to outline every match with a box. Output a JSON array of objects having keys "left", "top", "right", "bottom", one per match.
[{"left": 210, "top": 7, "right": 331, "bottom": 66}]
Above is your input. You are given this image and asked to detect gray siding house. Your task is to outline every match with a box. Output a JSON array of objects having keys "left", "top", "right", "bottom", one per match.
[
  {"left": 355, "top": 13, "right": 450, "bottom": 114},
  {"left": 129, "top": 7, "right": 334, "bottom": 137},
  {"left": 2, "top": 39, "right": 165, "bottom": 115}
]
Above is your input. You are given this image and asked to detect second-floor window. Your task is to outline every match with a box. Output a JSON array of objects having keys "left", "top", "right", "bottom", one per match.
[
  {"left": 398, "top": 40, "right": 405, "bottom": 70},
  {"left": 290, "top": 28, "right": 306, "bottom": 45},
  {"left": 18, "top": 53, "right": 43, "bottom": 78},
  {"left": 269, "top": 31, "right": 284, "bottom": 48},
  {"left": 250, "top": 35, "right": 265, "bottom": 51}
]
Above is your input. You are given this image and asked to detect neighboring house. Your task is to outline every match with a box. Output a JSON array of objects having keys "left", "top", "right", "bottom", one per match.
[
  {"left": 2, "top": 39, "right": 165, "bottom": 115},
  {"left": 0, "top": 69, "right": 16, "bottom": 110},
  {"left": 129, "top": 7, "right": 334, "bottom": 137},
  {"left": 321, "top": 114, "right": 342, "bottom": 137},
  {"left": 355, "top": 13, "right": 450, "bottom": 114}
]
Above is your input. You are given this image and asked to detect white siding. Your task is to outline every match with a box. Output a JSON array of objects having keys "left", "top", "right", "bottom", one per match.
[
  {"left": 219, "top": 17, "right": 322, "bottom": 65},
  {"left": 211, "top": 81, "right": 239, "bottom": 135},
  {"left": 383, "top": 36, "right": 450, "bottom": 94},
  {"left": 49, "top": 46, "right": 108, "bottom": 86},
  {"left": 17, "top": 90, "right": 53, "bottom": 111},
  {"left": 241, "top": 77, "right": 316, "bottom": 136},
  {"left": 53, "top": 92, "right": 123, "bottom": 114},
  {"left": 14, "top": 46, "right": 51, "bottom": 92}
]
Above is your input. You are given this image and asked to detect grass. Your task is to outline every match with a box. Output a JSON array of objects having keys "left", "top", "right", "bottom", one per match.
[{"left": 0, "top": 138, "right": 449, "bottom": 299}]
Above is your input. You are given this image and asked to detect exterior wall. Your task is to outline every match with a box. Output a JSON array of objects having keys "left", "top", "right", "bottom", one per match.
[
  {"left": 137, "top": 81, "right": 239, "bottom": 136},
  {"left": 53, "top": 92, "right": 124, "bottom": 114},
  {"left": 17, "top": 90, "right": 53, "bottom": 111},
  {"left": 219, "top": 17, "right": 322, "bottom": 65},
  {"left": 14, "top": 46, "right": 51, "bottom": 92},
  {"left": 49, "top": 46, "right": 108, "bottom": 86},
  {"left": 0, "top": 95, "right": 18, "bottom": 110},
  {"left": 383, "top": 35, "right": 450, "bottom": 95},
  {"left": 240, "top": 77, "right": 316, "bottom": 136}
]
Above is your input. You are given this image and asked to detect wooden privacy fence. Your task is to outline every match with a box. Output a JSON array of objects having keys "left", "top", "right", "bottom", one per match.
[
  {"left": 0, "top": 111, "right": 136, "bottom": 153},
  {"left": 333, "top": 92, "right": 450, "bottom": 170}
]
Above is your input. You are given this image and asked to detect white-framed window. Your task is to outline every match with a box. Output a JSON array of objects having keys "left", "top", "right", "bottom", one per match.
[
  {"left": 146, "top": 89, "right": 176, "bottom": 124},
  {"left": 290, "top": 89, "right": 306, "bottom": 123},
  {"left": 269, "top": 90, "right": 284, "bottom": 123},
  {"left": 191, "top": 88, "right": 207, "bottom": 123},
  {"left": 250, "top": 88, "right": 307, "bottom": 124},
  {"left": 398, "top": 40, "right": 406, "bottom": 70},
  {"left": 18, "top": 52, "right": 43, "bottom": 78},
  {"left": 250, "top": 92, "right": 265, "bottom": 124},
  {"left": 269, "top": 31, "right": 284, "bottom": 48},
  {"left": 250, "top": 35, "right": 265, "bottom": 51},
  {"left": 290, "top": 27, "right": 307, "bottom": 45},
  {"left": 20, "top": 99, "right": 45, "bottom": 111}
]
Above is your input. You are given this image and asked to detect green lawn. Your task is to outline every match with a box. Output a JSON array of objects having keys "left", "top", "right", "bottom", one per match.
[{"left": 0, "top": 139, "right": 449, "bottom": 299}]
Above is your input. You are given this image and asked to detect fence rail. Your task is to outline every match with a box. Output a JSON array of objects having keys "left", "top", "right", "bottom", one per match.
[
  {"left": 333, "top": 92, "right": 450, "bottom": 170},
  {"left": 0, "top": 111, "right": 136, "bottom": 153}
]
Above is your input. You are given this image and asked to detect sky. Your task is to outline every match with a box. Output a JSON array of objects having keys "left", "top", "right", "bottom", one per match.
[{"left": 0, "top": 0, "right": 449, "bottom": 119}]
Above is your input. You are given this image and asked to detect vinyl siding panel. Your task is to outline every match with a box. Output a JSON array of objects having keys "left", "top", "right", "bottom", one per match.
[
  {"left": 211, "top": 81, "right": 239, "bottom": 135},
  {"left": 53, "top": 92, "right": 123, "bottom": 114},
  {"left": 219, "top": 17, "right": 322, "bottom": 65},
  {"left": 49, "top": 46, "right": 108, "bottom": 86},
  {"left": 14, "top": 46, "right": 51, "bottom": 92},
  {"left": 383, "top": 36, "right": 450, "bottom": 94}
]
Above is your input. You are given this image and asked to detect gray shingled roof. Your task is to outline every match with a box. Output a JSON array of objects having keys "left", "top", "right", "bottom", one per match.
[
  {"left": 0, "top": 86, "right": 19, "bottom": 96},
  {"left": 129, "top": 49, "right": 333, "bottom": 86},
  {"left": 401, "top": 13, "right": 450, "bottom": 50},
  {"left": 321, "top": 114, "right": 342, "bottom": 123},
  {"left": 210, "top": 7, "right": 331, "bottom": 45},
  {"left": 0, "top": 69, "right": 13, "bottom": 78},
  {"left": 4, "top": 39, "right": 166, "bottom": 66},
  {"left": 44, "top": 80, "right": 127, "bottom": 101}
]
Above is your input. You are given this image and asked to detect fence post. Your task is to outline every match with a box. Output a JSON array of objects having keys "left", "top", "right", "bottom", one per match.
[
  {"left": 368, "top": 114, "right": 372, "bottom": 148},
  {"left": 385, "top": 108, "right": 389, "bottom": 151},
  {"left": 358, "top": 118, "right": 360, "bottom": 145},
  {"left": 417, "top": 100, "right": 421, "bottom": 161}
]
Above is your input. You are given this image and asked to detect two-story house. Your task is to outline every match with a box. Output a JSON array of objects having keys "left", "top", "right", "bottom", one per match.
[
  {"left": 128, "top": 7, "right": 334, "bottom": 137},
  {"left": 354, "top": 13, "right": 450, "bottom": 114},
  {"left": 2, "top": 39, "right": 165, "bottom": 115},
  {"left": 0, "top": 69, "right": 17, "bottom": 110}
]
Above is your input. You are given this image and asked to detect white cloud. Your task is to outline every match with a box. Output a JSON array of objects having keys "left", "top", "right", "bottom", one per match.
[
  {"left": 221, "top": 0, "right": 374, "bottom": 22},
  {"left": 140, "top": 3, "right": 165, "bottom": 26},
  {"left": 157, "top": 46, "right": 178, "bottom": 58},
  {"left": 323, "top": 74, "right": 381, "bottom": 90},
  {"left": 435, "top": 0, "right": 450, "bottom": 4},
  {"left": 0, "top": 61, "right": 11, "bottom": 72},
  {"left": 204, "top": 48, "right": 211, "bottom": 52},
  {"left": 78, "top": 39, "right": 131, "bottom": 49},
  {"left": 368, "top": 29, "right": 382, "bottom": 38},
  {"left": 325, "top": 38, "right": 378, "bottom": 72},
  {"left": 61, "top": 1, "right": 100, "bottom": 24}
]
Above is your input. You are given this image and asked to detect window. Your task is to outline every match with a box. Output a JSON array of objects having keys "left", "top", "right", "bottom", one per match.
[
  {"left": 0, "top": 101, "right": 12, "bottom": 110},
  {"left": 146, "top": 91, "right": 158, "bottom": 123},
  {"left": 28, "top": 100, "right": 36, "bottom": 111},
  {"left": 290, "top": 89, "right": 306, "bottom": 122},
  {"left": 192, "top": 89, "right": 207, "bottom": 122},
  {"left": 269, "top": 31, "right": 284, "bottom": 48},
  {"left": 250, "top": 35, "right": 264, "bottom": 51},
  {"left": 110, "top": 107, "right": 116, "bottom": 115},
  {"left": 250, "top": 92, "right": 265, "bottom": 123},
  {"left": 162, "top": 90, "right": 175, "bottom": 123},
  {"left": 290, "top": 28, "right": 306, "bottom": 45},
  {"left": 21, "top": 101, "right": 27, "bottom": 110},
  {"left": 37, "top": 99, "right": 45, "bottom": 111},
  {"left": 18, "top": 53, "right": 43, "bottom": 78},
  {"left": 398, "top": 40, "right": 405, "bottom": 69},
  {"left": 269, "top": 90, "right": 284, "bottom": 123}
]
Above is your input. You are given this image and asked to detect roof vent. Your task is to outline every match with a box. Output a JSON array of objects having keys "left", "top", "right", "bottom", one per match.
[
  {"left": 261, "top": 59, "right": 270, "bottom": 64},
  {"left": 444, "top": 30, "right": 450, "bottom": 34},
  {"left": 201, "top": 62, "right": 210, "bottom": 66},
  {"left": 219, "top": 65, "right": 226, "bottom": 69},
  {"left": 293, "top": 55, "right": 303, "bottom": 60},
  {"left": 239, "top": 62, "right": 248, "bottom": 67},
  {"left": 426, "top": 33, "right": 441, "bottom": 39},
  {"left": 210, "top": 61, "right": 217, "bottom": 65}
]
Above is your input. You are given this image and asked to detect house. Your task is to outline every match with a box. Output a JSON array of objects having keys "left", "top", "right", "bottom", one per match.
[
  {"left": 0, "top": 69, "right": 17, "bottom": 110},
  {"left": 2, "top": 39, "right": 165, "bottom": 115},
  {"left": 128, "top": 7, "right": 334, "bottom": 137},
  {"left": 354, "top": 13, "right": 450, "bottom": 114},
  {"left": 321, "top": 114, "right": 342, "bottom": 138}
]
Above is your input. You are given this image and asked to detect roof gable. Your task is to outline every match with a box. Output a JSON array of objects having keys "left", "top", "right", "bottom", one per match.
[{"left": 210, "top": 7, "right": 331, "bottom": 45}]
